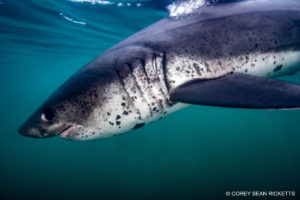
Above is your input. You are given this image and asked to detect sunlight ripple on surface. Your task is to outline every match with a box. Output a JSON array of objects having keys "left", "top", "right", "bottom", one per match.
[
  {"left": 59, "top": 12, "right": 87, "bottom": 25},
  {"left": 69, "top": 0, "right": 143, "bottom": 7},
  {"left": 69, "top": 0, "right": 114, "bottom": 5}
]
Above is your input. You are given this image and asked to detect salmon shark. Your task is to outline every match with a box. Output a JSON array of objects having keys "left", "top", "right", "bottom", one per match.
[{"left": 19, "top": 0, "right": 300, "bottom": 140}]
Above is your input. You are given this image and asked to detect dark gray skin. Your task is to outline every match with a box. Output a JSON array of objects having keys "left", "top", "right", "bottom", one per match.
[{"left": 19, "top": 0, "right": 300, "bottom": 140}]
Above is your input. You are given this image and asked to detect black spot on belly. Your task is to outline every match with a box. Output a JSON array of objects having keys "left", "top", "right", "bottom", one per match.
[
  {"left": 133, "top": 123, "right": 145, "bottom": 130},
  {"left": 204, "top": 62, "right": 211, "bottom": 72},
  {"left": 193, "top": 63, "right": 201, "bottom": 75},
  {"left": 273, "top": 65, "right": 283, "bottom": 73},
  {"left": 116, "top": 115, "right": 121, "bottom": 120},
  {"left": 123, "top": 111, "right": 129, "bottom": 115},
  {"left": 116, "top": 121, "right": 121, "bottom": 125},
  {"left": 109, "top": 121, "right": 114, "bottom": 126},
  {"left": 121, "top": 102, "right": 126, "bottom": 107}
]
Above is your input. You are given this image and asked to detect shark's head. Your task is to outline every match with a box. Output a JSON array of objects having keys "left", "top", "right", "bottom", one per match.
[
  {"left": 18, "top": 105, "right": 78, "bottom": 138},
  {"left": 18, "top": 67, "right": 113, "bottom": 140},
  {"left": 18, "top": 53, "right": 143, "bottom": 141}
]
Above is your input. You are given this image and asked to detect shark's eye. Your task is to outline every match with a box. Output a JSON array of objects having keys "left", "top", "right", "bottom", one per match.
[{"left": 41, "top": 107, "right": 54, "bottom": 122}]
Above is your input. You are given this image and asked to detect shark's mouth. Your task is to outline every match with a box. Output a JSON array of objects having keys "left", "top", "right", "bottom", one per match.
[{"left": 59, "top": 125, "right": 75, "bottom": 138}]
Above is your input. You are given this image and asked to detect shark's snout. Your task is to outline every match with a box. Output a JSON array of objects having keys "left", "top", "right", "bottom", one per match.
[
  {"left": 18, "top": 126, "right": 25, "bottom": 136},
  {"left": 18, "top": 120, "right": 57, "bottom": 138},
  {"left": 18, "top": 125, "right": 43, "bottom": 138}
]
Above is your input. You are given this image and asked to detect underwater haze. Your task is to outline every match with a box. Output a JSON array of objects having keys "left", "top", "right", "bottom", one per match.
[{"left": 1, "top": 0, "right": 300, "bottom": 199}]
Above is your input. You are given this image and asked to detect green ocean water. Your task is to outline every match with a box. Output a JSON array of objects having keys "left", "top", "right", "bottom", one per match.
[{"left": 1, "top": 0, "right": 300, "bottom": 199}]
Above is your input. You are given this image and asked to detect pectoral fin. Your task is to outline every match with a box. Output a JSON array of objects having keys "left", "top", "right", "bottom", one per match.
[{"left": 170, "top": 73, "right": 300, "bottom": 109}]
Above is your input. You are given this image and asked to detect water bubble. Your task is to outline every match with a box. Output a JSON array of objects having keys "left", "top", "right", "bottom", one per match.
[{"left": 167, "top": 0, "right": 217, "bottom": 18}]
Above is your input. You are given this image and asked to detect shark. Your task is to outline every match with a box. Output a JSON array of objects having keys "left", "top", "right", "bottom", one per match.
[{"left": 19, "top": 0, "right": 300, "bottom": 140}]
